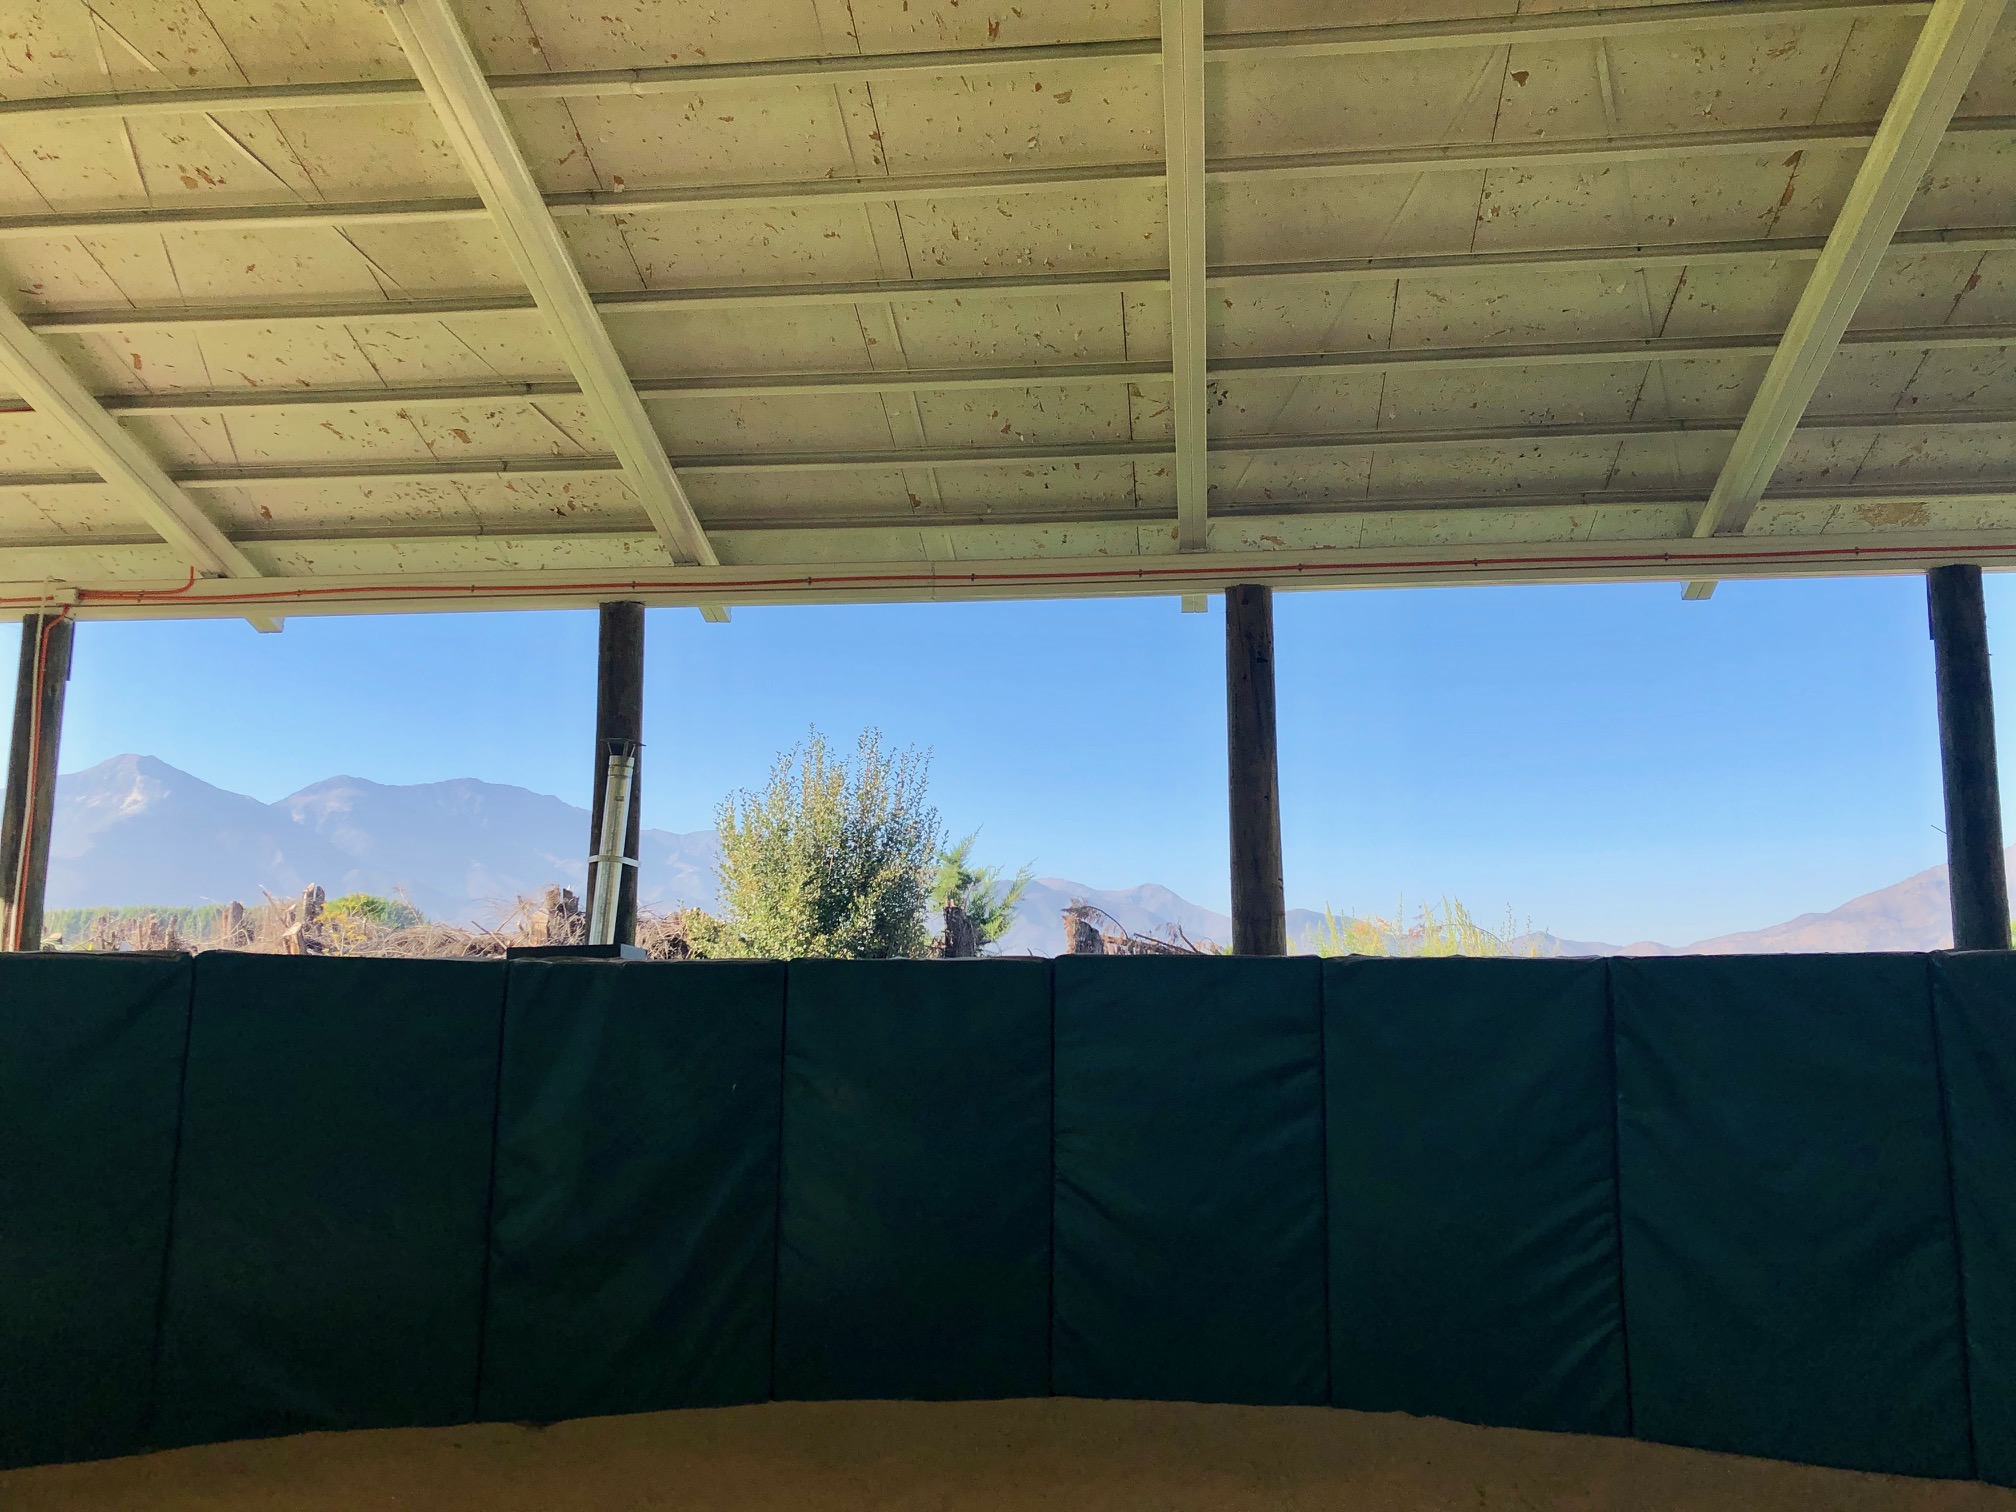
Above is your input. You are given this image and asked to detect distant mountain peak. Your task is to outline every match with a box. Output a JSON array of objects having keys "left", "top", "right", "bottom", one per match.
[{"left": 83, "top": 752, "right": 200, "bottom": 785}]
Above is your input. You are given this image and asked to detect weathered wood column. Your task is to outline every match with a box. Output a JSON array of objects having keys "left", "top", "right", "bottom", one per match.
[
  {"left": 1929, "top": 564, "right": 2011, "bottom": 950},
  {"left": 1226, "top": 584, "right": 1287, "bottom": 956},
  {"left": 588, "top": 601, "right": 645, "bottom": 947},
  {"left": 1, "top": 612, "right": 75, "bottom": 951}
]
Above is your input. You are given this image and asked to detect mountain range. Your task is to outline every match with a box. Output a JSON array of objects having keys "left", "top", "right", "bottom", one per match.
[{"left": 43, "top": 755, "right": 1979, "bottom": 956}]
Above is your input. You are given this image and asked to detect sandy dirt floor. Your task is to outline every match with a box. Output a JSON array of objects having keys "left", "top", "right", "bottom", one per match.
[{"left": 4, "top": 1398, "right": 2012, "bottom": 1511}]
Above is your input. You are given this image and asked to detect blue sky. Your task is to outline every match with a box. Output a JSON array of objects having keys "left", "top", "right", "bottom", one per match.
[{"left": 9, "top": 569, "right": 2005, "bottom": 946}]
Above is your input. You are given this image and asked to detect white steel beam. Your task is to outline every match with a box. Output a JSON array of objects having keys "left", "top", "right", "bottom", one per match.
[
  {"left": 4, "top": 478, "right": 2011, "bottom": 569},
  {"left": 1684, "top": 0, "right": 2010, "bottom": 597},
  {"left": 10, "top": 520, "right": 2016, "bottom": 624},
  {"left": 1162, "top": 0, "right": 1210, "bottom": 550},
  {"left": 0, "top": 295, "right": 280, "bottom": 630},
  {"left": 375, "top": 0, "right": 715, "bottom": 569},
  {"left": 5, "top": 115, "right": 2007, "bottom": 243},
  {"left": 0, "top": 1, "right": 1927, "bottom": 126}
]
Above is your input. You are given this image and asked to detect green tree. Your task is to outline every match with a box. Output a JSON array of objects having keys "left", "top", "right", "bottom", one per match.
[
  {"left": 923, "top": 834, "right": 1024, "bottom": 951},
  {"left": 323, "top": 893, "right": 423, "bottom": 930},
  {"left": 320, "top": 892, "right": 424, "bottom": 954},
  {"left": 931, "top": 831, "right": 1034, "bottom": 948},
  {"left": 714, "top": 727, "right": 941, "bottom": 959}
]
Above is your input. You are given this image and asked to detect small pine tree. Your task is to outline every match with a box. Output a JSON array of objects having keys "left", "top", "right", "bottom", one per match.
[{"left": 714, "top": 728, "right": 941, "bottom": 959}]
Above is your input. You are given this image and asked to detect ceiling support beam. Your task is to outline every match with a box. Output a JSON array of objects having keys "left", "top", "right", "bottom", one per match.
[
  {"left": 7, "top": 115, "right": 2008, "bottom": 243},
  {"left": 1683, "top": 0, "right": 2009, "bottom": 596},
  {"left": 26, "top": 225, "right": 2016, "bottom": 336},
  {"left": 0, "top": 0, "right": 1928, "bottom": 126},
  {"left": 9, "top": 481, "right": 2016, "bottom": 576},
  {"left": 39, "top": 320, "right": 2016, "bottom": 418},
  {"left": 0, "top": 296, "right": 279, "bottom": 630},
  {"left": 1162, "top": 0, "right": 1210, "bottom": 550},
  {"left": 18, "top": 525, "right": 2016, "bottom": 622},
  {"left": 3, "top": 401, "right": 2014, "bottom": 493},
  {"left": 376, "top": 0, "right": 716, "bottom": 571},
  {"left": 0, "top": 299, "right": 257, "bottom": 579}
]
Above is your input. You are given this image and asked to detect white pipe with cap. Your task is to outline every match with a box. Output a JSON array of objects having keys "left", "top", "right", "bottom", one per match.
[{"left": 586, "top": 747, "right": 637, "bottom": 947}]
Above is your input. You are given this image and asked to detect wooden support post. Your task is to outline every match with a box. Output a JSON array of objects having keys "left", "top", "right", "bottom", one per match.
[
  {"left": 1226, "top": 584, "right": 1286, "bottom": 956},
  {"left": 589, "top": 601, "right": 645, "bottom": 948},
  {"left": 1929, "top": 564, "right": 2011, "bottom": 950},
  {"left": 1, "top": 612, "right": 75, "bottom": 951}
]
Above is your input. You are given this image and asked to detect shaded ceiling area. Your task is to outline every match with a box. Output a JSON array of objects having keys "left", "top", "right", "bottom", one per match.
[{"left": 0, "top": 0, "right": 2011, "bottom": 619}]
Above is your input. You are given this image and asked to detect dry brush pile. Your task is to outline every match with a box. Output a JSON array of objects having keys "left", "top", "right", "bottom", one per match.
[{"left": 50, "top": 885, "right": 720, "bottom": 962}]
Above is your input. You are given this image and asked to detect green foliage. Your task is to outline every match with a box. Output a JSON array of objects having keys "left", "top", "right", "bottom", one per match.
[
  {"left": 713, "top": 727, "right": 942, "bottom": 959},
  {"left": 323, "top": 893, "right": 423, "bottom": 929},
  {"left": 931, "top": 831, "right": 1034, "bottom": 947},
  {"left": 662, "top": 907, "right": 733, "bottom": 960},
  {"left": 1311, "top": 896, "right": 1541, "bottom": 959}
]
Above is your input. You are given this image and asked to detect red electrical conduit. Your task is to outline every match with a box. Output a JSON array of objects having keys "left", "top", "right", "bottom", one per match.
[{"left": 7, "top": 537, "right": 2016, "bottom": 615}]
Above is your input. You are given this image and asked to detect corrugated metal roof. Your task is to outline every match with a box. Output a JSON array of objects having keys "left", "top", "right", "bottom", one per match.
[{"left": 0, "top": 0, "right": 2010, "bottom": 620}]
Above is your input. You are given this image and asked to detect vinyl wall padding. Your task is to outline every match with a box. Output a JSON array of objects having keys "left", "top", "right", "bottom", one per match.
[
  {"left": 1932, "top": 953, "right": 2016, "bottom": 1487},
  {"left": 153, "top": 953, "right": 506, "bottom": 1448},
  {"left": 480, "top": 960, "right": 785, "bottom": 1423},
  {"left": 1052, "top": 956, "right": 1328, "bottom": 1406},
  {"left": 1324, "top": 956, "right": 1627, "bottom": 1436},
  {"left": 776, "top": 960, "right": 1051, "bottom": 1401},
  {"left": 0, "top": 953, "right": 192, "bottom": 1469},
  {"left": 9, "top": 949, "right": 2016, "bottom": 1487},
  {"left": 1613, "top": 954, "right": 1971, "bottom": 1479}
]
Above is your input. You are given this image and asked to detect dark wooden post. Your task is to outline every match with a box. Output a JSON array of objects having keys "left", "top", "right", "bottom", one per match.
[
  {"left": 589, "top": 601, "right": 645, "bottom": 947},
  {"left": 1226, "top": 584, "right": 1287, "bottom": 956},
  {"left": 1929, "top": 565, "right": 2011, "bottom": 950},
  {"left": 1, "top": 612, "right": 76, "bottom": 951}
]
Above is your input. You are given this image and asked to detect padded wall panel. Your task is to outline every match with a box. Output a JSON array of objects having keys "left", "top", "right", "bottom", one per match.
[
  {"left": 155, "top": 954, "right": 504, "bottom": 1446},
  {"left": 776, "top": 960, "right": 1050, "bottom": 1401},
  {"left": 480, "top": 961, "right": 785, "bottom": 1422},
  {"left": 1934, "top": 953, "right": 2016, "bottom": 1486},
  {"left": 1614, "top": 954, "right": 1968, "bottom": 1478},
  {"left": 1325, "top": 956, "right": 1626, "bottom": 1435},
  {"left": 1052, "top": 956, "right": 1326, "bottom": 1405},
  {"left": 0, "top": 953, "right": 192, "bottom": 1468}
]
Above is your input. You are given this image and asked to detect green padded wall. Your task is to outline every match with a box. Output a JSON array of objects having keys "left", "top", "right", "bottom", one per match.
[
  {"left": 776, "top": 960, "right": 1051, "bottom": 1400},
  {"left": 1052, "top": 955, "right": 1327, "bottom": 1405},
  {"left": 1614, "top": 954, "right": 1969, "bottom": 1478},
  {"left": 10, "top": 948, "right": 2013, "bottom": 1483},
  {"left": 0, "top": 953, "right": 191, "bottom": 1468},
  {"left": 154, "top": 954, "right": 505, "bottom": 1446},
  {"left": 479, "top": 960, "right": 785, "bottom": 1422},
  {"left": 1325, "top": 956, "right": 1627, "bottom": 1435},
  {"left": 1933, "top": 953, "right": 2016, "bottom": 1486}
]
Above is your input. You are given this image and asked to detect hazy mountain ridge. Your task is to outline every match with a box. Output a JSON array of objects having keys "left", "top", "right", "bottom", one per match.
[
  {"left": 46, "top": 755, "right": 1972, "bottom": 955},
  {"left": 49, "top": 755, "right": 719, "bottom": 927},
  {"left": 1546, "top": 855, "right": 1969, "bottom": 956}
]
